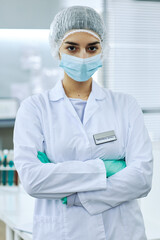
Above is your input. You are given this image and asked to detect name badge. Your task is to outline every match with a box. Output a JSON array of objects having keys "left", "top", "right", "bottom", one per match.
[{"left": 93, "top": 130, "right": 117, "bottom": 145}]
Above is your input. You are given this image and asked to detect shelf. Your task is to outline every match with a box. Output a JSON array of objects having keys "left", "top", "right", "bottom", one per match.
[
  {"left": 0, "top": 119, "right": 15, "bottom": 128},
  {"left": 0, "top": 186, "right": 19, "bottom": 190},
  {"left": 0, "top": 167, "right": 16, "bottom": 170}
]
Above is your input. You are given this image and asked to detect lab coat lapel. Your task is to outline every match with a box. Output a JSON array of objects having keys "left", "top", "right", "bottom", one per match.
[
  {"left": 49, "top": 79, "right": 106, "bottom": 126},
  {"left": 83, "top": 92, "right": 99, "bottom": 126},
  {"left": 83, "top": 80, "right": 106, "bottom": 126},
  {"left": 49, "top": 79, "right": 84, "bottom": 123}
]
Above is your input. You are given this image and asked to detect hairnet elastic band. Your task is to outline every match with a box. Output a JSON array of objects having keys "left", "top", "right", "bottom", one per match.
[{"left": 60, "top": 29, "right": 102, "bottom": 48}]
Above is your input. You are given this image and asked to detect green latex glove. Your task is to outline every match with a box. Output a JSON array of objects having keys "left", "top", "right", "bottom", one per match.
[
  {"left": 37, "top": 151, "right": 67, "bottom": 205},
  {"left": 61, "top": 197, "right": 67, "bottom": 204},
  {"left": 37, "top": 151, "right": 52, "bottom": 163},
  {"left": 100, "top": 158, "right": 126, "bottom": 178}
]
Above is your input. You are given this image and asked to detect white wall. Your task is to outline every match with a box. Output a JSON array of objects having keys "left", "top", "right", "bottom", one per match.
[{"left": 0, "top": 0, "right": 61, "bottom": 29}]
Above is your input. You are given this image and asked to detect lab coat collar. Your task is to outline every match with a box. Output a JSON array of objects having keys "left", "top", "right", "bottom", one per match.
[{"left": 49, "top": 79, "right": 106, "bottom": 102}]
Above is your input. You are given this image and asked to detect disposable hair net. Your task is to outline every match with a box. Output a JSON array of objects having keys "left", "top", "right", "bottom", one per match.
[{"left": 49, "top": 6, "right": 108, "bottom": 59}]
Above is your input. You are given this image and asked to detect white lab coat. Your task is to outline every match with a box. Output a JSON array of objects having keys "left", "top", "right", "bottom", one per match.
[{"left": 13, "top": 79, "right": 153, "bottom": 240}]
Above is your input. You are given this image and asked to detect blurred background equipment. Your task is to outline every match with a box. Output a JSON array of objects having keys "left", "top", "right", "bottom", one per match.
[{"left": 0, "top": 149, "right": 18, "bottom": 186}]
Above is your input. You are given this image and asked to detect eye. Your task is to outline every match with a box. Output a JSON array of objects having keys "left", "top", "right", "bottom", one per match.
[
  {"left": 67, "top": 46, "right": 76, "bottom": 51},
  {"left": 88, "top": 46, "right": 98, "bottom": 52}
]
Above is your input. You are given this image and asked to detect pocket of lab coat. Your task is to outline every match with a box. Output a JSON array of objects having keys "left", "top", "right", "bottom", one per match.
[{"left": 33, "top": 215, "right": 61, "bottom": 240}]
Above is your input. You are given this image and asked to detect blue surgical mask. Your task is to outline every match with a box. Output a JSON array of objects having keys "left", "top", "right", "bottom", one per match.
[{"left": 59, "top": 53, "right": 102, "bottom": 82}]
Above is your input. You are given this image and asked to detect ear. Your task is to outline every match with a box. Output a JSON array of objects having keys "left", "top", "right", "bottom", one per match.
[{"left": 58, "top": 52, "right": 61, "bottom": 60}]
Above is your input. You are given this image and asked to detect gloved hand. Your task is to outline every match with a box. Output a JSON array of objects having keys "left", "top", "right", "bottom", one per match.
[
  {"left": 100, "top": 157, "right": 126, "bottom": 178},
  {"left": 61, "top": 197, "right": 67, "bottom": 204},
  {"left": 37, "top": 151, "right": 52, "bottom": 163},
  {"left": 37, "top": 151, "right": 67, "bottom": 205}
]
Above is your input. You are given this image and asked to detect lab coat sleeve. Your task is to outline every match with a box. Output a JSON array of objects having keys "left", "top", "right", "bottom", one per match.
[
  {"left": 13, "top": 97, "right": 106, "bottom": 200},
  {"left": 77, "top": 96, "right": 153, "bottom": 215}
]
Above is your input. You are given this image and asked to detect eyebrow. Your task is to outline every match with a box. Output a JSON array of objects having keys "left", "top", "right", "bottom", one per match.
[{"left": 64, "top": 41, "right": 100, "bottom": 46}]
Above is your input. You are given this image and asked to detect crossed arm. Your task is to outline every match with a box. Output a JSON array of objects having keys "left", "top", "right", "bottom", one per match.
[{"left": 37, "top": 151, "right": 126, "bottom": 205}]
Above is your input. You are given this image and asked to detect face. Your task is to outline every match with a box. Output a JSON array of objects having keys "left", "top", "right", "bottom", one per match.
[{"left": 59, "top": 31, "right": 102, "bottom": 59}]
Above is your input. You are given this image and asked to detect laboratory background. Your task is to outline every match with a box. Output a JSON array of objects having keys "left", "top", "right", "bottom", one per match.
[{"left": 0, "top": 0, "right": 160, "bottom": 239}]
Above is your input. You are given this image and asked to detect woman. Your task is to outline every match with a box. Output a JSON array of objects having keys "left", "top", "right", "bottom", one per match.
[{"left": 13, "top": 6, "right": 153, "bottom": 240}]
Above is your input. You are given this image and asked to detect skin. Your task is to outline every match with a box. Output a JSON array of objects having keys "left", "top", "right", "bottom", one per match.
[{"left": 59, "top": 32, "right": 102, "bottom": 100}]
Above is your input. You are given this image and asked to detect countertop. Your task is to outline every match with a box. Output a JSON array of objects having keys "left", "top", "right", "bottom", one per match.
[{"left": 0, "top": 185, "right": 34, "bottom": 240}]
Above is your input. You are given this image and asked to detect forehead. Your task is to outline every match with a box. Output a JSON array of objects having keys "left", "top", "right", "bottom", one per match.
[{"left": 63, "top": 31, "right": 100, "bottom": 45}]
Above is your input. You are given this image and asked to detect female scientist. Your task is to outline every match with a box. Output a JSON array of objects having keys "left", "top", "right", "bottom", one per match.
[{"left": 13, "top": 6, "right": 153, "bottom": 240}]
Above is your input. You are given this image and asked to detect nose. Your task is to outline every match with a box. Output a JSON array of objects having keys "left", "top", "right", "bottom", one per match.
[{"left": 79, "top": 49, "right": 89, "bottom": 59}]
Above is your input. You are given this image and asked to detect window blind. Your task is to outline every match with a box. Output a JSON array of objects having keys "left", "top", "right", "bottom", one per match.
[{"left": 103, "top": 0, "right": 160, "bottom": 141}]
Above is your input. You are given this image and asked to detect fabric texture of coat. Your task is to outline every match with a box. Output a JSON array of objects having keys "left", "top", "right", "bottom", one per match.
[{"left": 13, "top": 79, "right": 153, "bottom": 240}]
